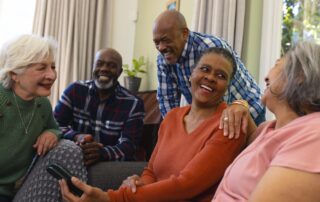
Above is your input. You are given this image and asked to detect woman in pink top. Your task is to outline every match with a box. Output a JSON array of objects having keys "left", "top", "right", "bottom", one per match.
[
  {"left": 59, "top": 47, "right": 247, "bottom": 202},
  {"left": 213, "top": 41, "right": 320, "bottom": 202}
]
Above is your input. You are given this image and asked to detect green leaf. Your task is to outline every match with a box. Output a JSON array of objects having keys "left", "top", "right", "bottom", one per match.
[{"left": 122, "top": 56, "right": 147, "bottom": 77}]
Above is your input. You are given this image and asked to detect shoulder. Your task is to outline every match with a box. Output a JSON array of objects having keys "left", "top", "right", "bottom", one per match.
[
  {"left": 62, "top": 80, "right": 92, "bottom": 95},
  {"left": 256, "top": 121, "right": 274, "bottom": 133},
  {"left": 115, "top": 85, "right": 144, "bottom": 105},
  {"left": 67, "top": 80, "right": 91, "bottom": 90},
  {"left": 270, "top": 113, "right": 320, "bottom": 172},
  {"left": 282, "top": 113, "right": 320, "bottom": 137},
  {"left": 36, "top": 96, "right": 53, "bottom": 110},
  {"left": 192, "top": 31, "right": 229, "bottom": 49}
]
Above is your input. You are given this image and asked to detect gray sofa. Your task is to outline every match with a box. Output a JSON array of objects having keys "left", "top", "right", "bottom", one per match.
[{"left": 87, "top": 161, "right": 147, "bottom": 190}]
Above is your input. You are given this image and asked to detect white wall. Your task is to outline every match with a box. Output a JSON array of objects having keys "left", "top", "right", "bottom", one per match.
[
  {"left": 132, "top": 0, "right": 195, "bottom": 91},
  {"left": 241, "top": 0, "right": 263, "bottom": 81},
  {"left": 0, "top": 0, "right": 36, "bottom": 47},
  {"left": 110, "top": 0, "right": 138, "bottom": 86}
]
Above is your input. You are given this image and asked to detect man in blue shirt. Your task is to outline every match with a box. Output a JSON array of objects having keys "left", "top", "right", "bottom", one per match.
[
  {"left": 153, "top": 10, "right": 265, "bottom": 131},
  {"left": 54, "top": 48, "right": 145, "bottom": 166}
]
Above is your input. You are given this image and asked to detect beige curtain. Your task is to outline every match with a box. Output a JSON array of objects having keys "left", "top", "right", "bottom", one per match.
[
  {"left": 191, "top": 0, "right": 246, "bottom": 55},
  {"left": 259, "top": 0, "right": 282, "bottom": 120},
  {"left": 33, "top": 0, "right": 112, "bottom": 107}
]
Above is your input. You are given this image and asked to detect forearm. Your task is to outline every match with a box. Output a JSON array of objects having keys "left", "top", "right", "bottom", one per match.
[
  {"left": 140, "top": 166, "right": 157, "bottom": 185},
  {"left": 100, "top": 142, "right": 135, "bottom": 161},
  {"left": 54, "top": 110, "right": 80, "bottom": 140},
  {"left": 54, "top": 94, "right": 78, "bottom": 139}
]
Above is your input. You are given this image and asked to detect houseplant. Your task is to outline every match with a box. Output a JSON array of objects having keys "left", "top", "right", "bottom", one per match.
[{"left": 123, "top": 56, "right": 147, "bottom": 92}]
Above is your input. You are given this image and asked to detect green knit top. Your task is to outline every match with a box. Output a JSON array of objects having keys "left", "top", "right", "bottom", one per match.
[{"left": 0, "top": 84, "right": 61, "bottom": 197}]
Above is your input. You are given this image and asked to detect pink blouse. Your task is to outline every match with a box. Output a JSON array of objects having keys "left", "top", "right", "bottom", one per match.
[{"left": 213, "top": 112, "right": 320, "bottom": 202}]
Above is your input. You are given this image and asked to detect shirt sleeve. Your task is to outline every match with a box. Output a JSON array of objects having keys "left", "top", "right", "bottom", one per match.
[
  {"left": 138, "top": 142, "right": 159, "bottom": 185},
  {"left": 53, "top": 83, "right": 81, "bottom": 140},
  {"left": 156, "top": 56, "right": 181, "bottom": 117},
  {"left": 107, "top": 126, "right": 246, "bottom": 202},
  {"left": 42, "top": 98, "right": 62, "bottom": 139},
  {"left": 271, "top": 132, "right": 320, "bottom": 173},
  {"left": 100, "top": 98, "right": 145, "bottom": 161}
]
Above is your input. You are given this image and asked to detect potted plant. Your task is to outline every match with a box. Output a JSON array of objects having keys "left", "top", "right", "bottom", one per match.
[{"left": 123, "top": 56, "right": 147, "bottom": 92}]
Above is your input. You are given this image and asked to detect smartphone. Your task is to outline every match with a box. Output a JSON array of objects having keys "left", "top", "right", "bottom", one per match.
[{"left": 46, "top": 163, "right": 83, "bottom": 196}]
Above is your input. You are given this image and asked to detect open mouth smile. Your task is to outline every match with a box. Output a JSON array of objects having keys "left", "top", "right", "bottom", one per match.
[{"left": 200, "top": 84, "right": 213, "bottom": 92}]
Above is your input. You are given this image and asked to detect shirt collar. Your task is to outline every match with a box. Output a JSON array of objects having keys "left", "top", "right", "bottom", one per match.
[{"left": 179, "top": 31, "right": 195, "bottom": 62}]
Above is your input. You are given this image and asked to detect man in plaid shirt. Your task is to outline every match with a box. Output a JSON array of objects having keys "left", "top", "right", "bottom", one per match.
[
  {"left": 54, "top": 48, "right": 145, "bottom": 166},
  {"left": 153, "top": 10, "right": 265, "bottom": 131}
]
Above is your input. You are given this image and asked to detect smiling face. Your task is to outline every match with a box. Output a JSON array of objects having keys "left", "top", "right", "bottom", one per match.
[
  {"left": 11, "top": 54, "right": 57, "bottom": 100},
  {"left": 153, "top": 26, "right": 188, "bottom": 64},
  {"left": 92, "top": 49, "right": 122, "bottom": 90},
  {"left": 261, "top": 58, "right": 286, "bottom": 110},
  {"left": 190, "top": 53, "right": 233, "bottom": 108},
  {"left": 153, "top": 11, "right": 189, "bottom": 64}
]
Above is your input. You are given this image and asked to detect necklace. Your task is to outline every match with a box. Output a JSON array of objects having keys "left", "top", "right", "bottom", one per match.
[{"left": 12, "top": 92, "right": 36, "bottom": 135}]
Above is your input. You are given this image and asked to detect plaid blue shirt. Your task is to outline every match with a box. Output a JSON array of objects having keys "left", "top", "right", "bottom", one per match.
[
  {"left": 157, "top": 31, "right": 265, "bottom": 124},
  {"left": 54, "top": 80, "right": 145, "bottom": 161}
]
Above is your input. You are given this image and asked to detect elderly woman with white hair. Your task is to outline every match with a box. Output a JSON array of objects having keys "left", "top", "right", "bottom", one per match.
[
  {"left": 213, "top": 41, "right": 320, "bottom": 201},
  {"left": 0, "top": 34, "right": 86, "bottom": 202}
]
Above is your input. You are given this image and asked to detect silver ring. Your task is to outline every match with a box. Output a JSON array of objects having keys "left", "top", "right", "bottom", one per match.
[{"left": 223, "top": 117, "right": 229, "bottom": 121}]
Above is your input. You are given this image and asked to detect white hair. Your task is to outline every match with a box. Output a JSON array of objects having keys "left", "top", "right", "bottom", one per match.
[
  {"left": 281, "top": 41, "right": 320, "bottom": 114},
  {"left": 0, "top": 34, "right": 58, "bottom": 89}
]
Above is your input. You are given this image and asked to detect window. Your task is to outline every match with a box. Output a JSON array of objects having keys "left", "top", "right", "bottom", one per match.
[
  {"left": 0, "top": 0, "right": 36, "bottom": 47},
  {"left": 282, "top": 0, "right": 320, "bottom": 53}
]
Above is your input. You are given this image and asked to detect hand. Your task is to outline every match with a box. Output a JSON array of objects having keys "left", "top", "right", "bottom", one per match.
[
  {"left": 80, "top": 142, "right": 104, "bottom": 166},
  {"left": 120, "top": 174, "right": 144, "bottom": 193},
  {"left": 33, "top": 131, "right": 58, "bottom": 156},
  {"left": 219, "top": 104, "right": 250, "bottom": 139},
  {"left": 60, "top": 177, "right": 110, "bottom": 202},
  {"left": 74, "top": 134, "right": 93, "bottom": 145}
]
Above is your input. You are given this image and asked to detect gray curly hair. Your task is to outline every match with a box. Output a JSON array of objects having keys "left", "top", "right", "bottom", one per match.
[
  {"left": 0, "top": 34, "right": 58, "bottom": 89},
  {"left": 280, "top": 41, "right": 320, "bottom": 115}
]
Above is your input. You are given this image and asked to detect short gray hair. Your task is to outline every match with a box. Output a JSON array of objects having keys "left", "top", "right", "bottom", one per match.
[
  {"left": 0, "top": 34, "right": 58, "bottom": 89},
  {"left": 281, "top": 41, "right": 320, "bottom": 115}
]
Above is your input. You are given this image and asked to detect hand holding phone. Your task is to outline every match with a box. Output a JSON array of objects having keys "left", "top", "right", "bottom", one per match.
[{"left": 46, "top": 163, "right": 83, "bottom": 196}]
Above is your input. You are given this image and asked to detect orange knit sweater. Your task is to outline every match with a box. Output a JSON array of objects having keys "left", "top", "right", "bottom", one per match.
[{"left": 108, "top": 102, "right": 245, "bottom": 202}]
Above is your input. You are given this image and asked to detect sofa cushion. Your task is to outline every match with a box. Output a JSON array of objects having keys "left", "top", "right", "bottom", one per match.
[{"left": 87, "top": 161, "right": 147, "bottom": 190}]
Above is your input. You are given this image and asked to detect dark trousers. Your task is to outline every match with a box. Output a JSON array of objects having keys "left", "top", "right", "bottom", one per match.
[{"left": 0, "top": 195, "right": 12, "bottom": 202}]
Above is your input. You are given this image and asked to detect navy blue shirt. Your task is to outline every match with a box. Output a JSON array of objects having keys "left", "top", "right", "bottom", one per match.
[{"left": 54, "top": 80, "right": 145, "bottom": 161}]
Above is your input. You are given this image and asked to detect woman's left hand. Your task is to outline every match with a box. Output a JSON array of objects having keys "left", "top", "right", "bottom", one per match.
[
  {"left": 219, "top": 104, "right": 250, "bottom": 139},
  {"left": 60, "top": 177, "right": 110, "bottom": 202},
  {"left": 33, "top": 131, "right": 58, "bottom": 155},
  {"left": 120, "top": 174, "right": 144, "bottom": 193}
]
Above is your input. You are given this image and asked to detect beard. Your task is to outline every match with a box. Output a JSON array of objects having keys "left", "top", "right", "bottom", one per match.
[{"left": 94, "top": 79, "right": 114, "bottom": 90}]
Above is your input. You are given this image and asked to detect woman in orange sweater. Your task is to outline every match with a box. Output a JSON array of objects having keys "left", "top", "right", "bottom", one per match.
[{"left": 60, "top": 47, "right": 246, "bottom": 202}]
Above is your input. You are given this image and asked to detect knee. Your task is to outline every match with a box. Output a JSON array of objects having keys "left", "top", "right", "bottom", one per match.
[{"left": 47, "top": 139, "right": 84, "bottom": 162}]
